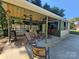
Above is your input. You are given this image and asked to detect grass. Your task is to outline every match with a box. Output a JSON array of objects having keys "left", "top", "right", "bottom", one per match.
[{"left": 70, "top": 30, "right": 79, "bottom": 35}]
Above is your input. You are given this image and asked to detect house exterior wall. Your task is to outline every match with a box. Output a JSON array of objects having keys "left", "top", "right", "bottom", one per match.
[
  {"left": 60, "top": 21, "right": 70, "bottom": 38},
  {"left": 42, "top": 24, "right": 46, "bottom": 33},
  {"left": 74, "top": 21, "right": 79, "bottom": 30},
  {"left": 61, "top": 30, "right": 69, "bottom": 38},
  {"left": 76, "top": 25, "right": 79, "bottom": 30}
]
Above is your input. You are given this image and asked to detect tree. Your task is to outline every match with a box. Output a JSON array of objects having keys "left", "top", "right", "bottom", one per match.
[
  {"left": 70, "top": 17, "right": 79, "bottom": 22},
  {"left": 26, "top": 0, "right": 65, "bottom": 17},
  {"left": 50, "top": 7, "right": 65, "bottom": 17},
  {"left": 70, "top": 17, "right": 79, "bottom": 29},
  {"left": 70, "top": 23, "right": 75, "bottom": 29},
  {"left": 31, "top": 0, "right": 42, "bottom": 7},
  {"left": 43, "top": 3, "right": 65, "bottom": 17},
  {"left": 0, "top": 1, "right": 8, "bottom": 36},
  {"left": 43, "top": 3, "right": 50, "bottom": 11}
]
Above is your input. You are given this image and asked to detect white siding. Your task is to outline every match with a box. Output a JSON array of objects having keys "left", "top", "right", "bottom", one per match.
[{"left": 61, "top": 30, "right": 69, "bottom": 38}]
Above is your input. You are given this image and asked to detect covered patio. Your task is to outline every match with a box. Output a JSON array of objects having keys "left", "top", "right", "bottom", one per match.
[
  {"left": 1, "top": 0, "right": 70, "bottom": 39},
  {"left": 0, "top": 0, "right": 70, "bottom": 59}
]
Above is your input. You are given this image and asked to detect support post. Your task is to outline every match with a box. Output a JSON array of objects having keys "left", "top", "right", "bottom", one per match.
[
  {"left": 59, "top": 20, "right": 61, "bottom": 37},
  {"left": 45, "top": 17, "right": 50, "bottom": 59},
  {"left": 6, "top": 11, "right": 11, "bottom": 43},
  {"left": 68, "top": 22, "right": 70, "bottom": 30},
  {"left": 58, "top": 20, "right": 60, "bottom": 30},
  {"left": 45, "top": 17, "right": 48, "bottom": 43}
]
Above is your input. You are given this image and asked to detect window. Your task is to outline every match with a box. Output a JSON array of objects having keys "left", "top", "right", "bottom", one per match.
[
  {"left": 64, "top": 22, "right": 68, "bottom": 30},
  {"left": 48, "top": 22, "right": 58, "bottom": 29}
]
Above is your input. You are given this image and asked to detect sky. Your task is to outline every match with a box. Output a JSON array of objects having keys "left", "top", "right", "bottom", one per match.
[{"left": 41, "top": 0, "right": 79, "bottom": 19}]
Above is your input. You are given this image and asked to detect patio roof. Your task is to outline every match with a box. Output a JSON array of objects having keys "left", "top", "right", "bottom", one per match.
[{"left": 2, "top": 0, "right": 65, "bottom": 20}]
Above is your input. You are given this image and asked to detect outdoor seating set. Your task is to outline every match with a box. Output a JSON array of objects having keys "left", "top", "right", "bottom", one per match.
[
  {"left": 24, "top": 29, "right": 48, "bottom": 59},
  {"left": 25, "top": 29, "right": 46, "bottom": 45}
]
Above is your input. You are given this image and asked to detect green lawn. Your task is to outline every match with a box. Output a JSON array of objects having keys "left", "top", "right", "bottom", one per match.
[{"left": 70, "top": 30, "right": 79, "bottom": 35}]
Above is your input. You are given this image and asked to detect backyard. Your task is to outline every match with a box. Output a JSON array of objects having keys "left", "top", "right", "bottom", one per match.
[{"left": 0, "top": 0, "right": 79, "bottom": 59}]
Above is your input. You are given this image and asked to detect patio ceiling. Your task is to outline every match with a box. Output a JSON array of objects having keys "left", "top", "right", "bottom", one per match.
[
  {"left": 2, "top": 0, "right": 64, "bottom": 21},
  {"left": 2, "top": 1, "right": 45, "bottom": 21}
]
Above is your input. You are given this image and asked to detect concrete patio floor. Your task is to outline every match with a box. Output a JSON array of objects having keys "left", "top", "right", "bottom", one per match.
[
  {"left": 0, "top": 36, "right": 30, "bottom": 59},
  {"left": 0, "top": 34, "right": 79, "bottom": 59},
  {"left": 49, "top": 34, "right": 79, "bottom": 59},
  {"left": 0, "top": 46, "right": 30, "bottom": 59}
]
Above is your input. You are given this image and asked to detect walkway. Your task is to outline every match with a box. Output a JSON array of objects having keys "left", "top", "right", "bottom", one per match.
[{"left": 49, "top": 34, "right": 79, "bottom": 59}]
